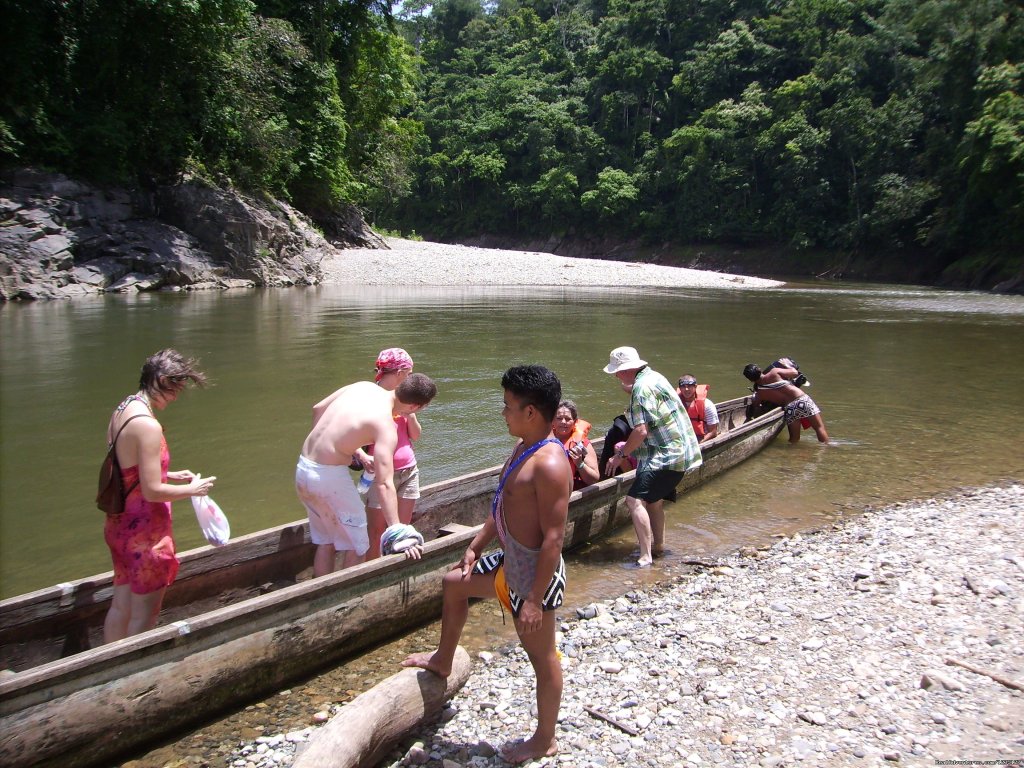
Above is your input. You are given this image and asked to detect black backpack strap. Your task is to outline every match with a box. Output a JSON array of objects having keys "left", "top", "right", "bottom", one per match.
[
  {"left": 108, "top": 413, "right": 153, "bottom": 449},
  {"left": 108, "top": 414, "right": 154, "bottom": 497}
]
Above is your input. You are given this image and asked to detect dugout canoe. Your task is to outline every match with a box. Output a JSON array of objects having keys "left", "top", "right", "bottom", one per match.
[{"left": 0, "top": 395, "right": 782, "bottom": 768}]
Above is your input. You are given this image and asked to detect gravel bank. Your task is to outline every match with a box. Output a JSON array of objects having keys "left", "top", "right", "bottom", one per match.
[
  {"left": 321, "top": 238, "right": 783, "bottom": 289},
  {"left": 228, "top": 484, "right": 1024, "bottom": 768}
]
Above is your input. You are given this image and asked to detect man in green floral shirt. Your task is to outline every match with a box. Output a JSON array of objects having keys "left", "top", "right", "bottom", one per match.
[{"left": 603, "top": 346, "right": 702, "bottom": 567}]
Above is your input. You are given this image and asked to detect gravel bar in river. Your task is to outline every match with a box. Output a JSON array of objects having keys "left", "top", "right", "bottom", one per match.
[
  {"left": 320, "top": 238, "right": 783, "bottom": 289},
  {"left": 225, "top": 484, "right": 1024, "bottom": 768}
]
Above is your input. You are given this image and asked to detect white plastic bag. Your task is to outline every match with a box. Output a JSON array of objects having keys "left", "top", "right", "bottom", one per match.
[{"left": 192, "top": 495, "right": 230, "bottom": 547}]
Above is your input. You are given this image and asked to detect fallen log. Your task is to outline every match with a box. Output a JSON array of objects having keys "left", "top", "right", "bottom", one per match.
[{"left": 294, "top": 646, "right": 472, "bottom": 768}]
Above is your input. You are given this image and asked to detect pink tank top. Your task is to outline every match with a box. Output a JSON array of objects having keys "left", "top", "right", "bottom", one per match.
[
  {"left": 368, "top": 416, "right": 416, "bottom": 470},
  {"left": 392, "top": 416, "right": 416, "bottom": 470}
]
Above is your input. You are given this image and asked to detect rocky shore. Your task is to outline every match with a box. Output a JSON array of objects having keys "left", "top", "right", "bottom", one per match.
[
  {"left": 0, "top": 168, "right": 382, "bottom": 300},
  {"left": 224, "top": 484, "right": 1024, "bottom": 768},
  {"left": 5, "top": 167, "right": 1017, "bottom": 299},
  {"left": 1, "top": 168, "right": 780, "bottom": 301}
]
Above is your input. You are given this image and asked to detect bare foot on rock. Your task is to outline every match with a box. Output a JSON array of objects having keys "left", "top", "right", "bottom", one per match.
[
  {"left": 500, "top": 735, "right": 557, "bottom": 763},
  {"left": 400, "top": 651, "right": 450, "bottom": 677}
]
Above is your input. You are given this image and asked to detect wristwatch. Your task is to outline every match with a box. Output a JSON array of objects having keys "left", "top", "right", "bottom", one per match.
[{"left": 614, "top": 448, "right": 625, "bottom": 458}]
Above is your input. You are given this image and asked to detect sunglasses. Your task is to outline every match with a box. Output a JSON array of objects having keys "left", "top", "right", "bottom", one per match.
[{"left": 679, "top": 381, "right": 697, "bottom": 387}]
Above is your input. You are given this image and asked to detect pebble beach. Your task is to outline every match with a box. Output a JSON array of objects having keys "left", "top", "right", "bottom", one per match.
[
  {"left": 226, "top": 484, "right": 1024, "bottom": 768},
  {"left": 320, "top": 238, "right": 783, "bottom": 289}
]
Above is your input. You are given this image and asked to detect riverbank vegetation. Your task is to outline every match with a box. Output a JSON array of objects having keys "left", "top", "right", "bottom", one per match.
[
  {"left": 2, "top": 0, "right": 1022, "bottom": 287},
  {"left": 1, "top": 0, "right": 420, "bottom": 217}
]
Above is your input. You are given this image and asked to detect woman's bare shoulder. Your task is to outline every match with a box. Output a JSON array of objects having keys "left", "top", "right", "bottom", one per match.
[{"left": 121, "top": 411, "right": 162, "bottom": 436}]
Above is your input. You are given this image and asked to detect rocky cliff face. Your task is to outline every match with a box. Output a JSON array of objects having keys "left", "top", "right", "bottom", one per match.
[{"left": 0, "top": 168, "right": 385, "bottom": 300}]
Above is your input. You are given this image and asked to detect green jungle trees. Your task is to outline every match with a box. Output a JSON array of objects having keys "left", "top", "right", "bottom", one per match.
[
  {"left": 2, "top": 0, "right": 1021, "bottom": 281},
  {"left": 388, "top": 0, "right": 1023, "bottom": 281},
  {"left": 0, "top": 0, "right": 419, "bottom": 213}
]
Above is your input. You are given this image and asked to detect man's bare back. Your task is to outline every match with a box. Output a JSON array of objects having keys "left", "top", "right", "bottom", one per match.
[
  {"left": 744, "top": 361, "right": 830, "bottom": 444},
  {"left": 752, "top": 367, "right": 804, "bottom": 407},
  {"left": 297, "top": 375, "right": 435, "bottom": 575},
  {"left": 301, "top": 381, "right": 398, "bottom": 466}
]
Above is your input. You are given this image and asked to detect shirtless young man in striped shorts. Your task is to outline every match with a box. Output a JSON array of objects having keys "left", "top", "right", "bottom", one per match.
[{"left": 403, "top": 365, "right": 572, "bottom": 763}]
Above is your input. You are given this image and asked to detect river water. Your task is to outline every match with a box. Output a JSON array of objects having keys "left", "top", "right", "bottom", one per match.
[
  {"left": 2, "top": 279, "right": 1024, "bottom": 762},
  {"left": 2, "top": 281, "right": 1022, "bottom": 600}
]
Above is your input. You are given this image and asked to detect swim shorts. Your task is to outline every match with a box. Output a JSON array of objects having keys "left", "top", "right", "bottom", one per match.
[
  {"left": 473, "top": 550, "right": 566, "bottom": 619},
  {"left": 364, "top": 464, "right": 421, "bottom": 509},
  {"left": 628, "top": 467, "right": 684, "bottom": 503},
  {"left": 783, "top": 394, "right": 821, "bottom": 425},
  {"left": 295, "top": 455, "right": 369, "bottom": 555}
]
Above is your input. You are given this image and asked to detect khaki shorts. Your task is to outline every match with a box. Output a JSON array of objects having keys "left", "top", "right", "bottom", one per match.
[{"left": 364, "top": 464, "right": 421, "bottom": 509}]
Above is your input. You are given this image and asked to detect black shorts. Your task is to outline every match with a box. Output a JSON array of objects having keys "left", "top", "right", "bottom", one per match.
[{"left": 628, "top": 467, "right": 684, "bottom": 503}]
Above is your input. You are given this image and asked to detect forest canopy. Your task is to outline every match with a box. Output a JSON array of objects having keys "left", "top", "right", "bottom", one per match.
[{"left": 2, "top": 0, "right": 1022, "bottom": 279}]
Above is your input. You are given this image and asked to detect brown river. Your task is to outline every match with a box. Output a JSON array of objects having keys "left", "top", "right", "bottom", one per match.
[{"left": 1, "top": 280, "right": 1022, "bottom": 763}]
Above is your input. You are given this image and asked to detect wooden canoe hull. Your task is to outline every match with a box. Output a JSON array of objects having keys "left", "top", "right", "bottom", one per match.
[{"left": 0, "top": 396, "right": 781, "bottom": 768}]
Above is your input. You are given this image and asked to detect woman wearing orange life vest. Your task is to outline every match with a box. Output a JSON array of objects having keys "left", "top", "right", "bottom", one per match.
[
  {"left": 676, "top": 375, "right": 719, "bottom": 443},
  {"left": 552, "top": 399, "right": 600, "bottom": 490}
]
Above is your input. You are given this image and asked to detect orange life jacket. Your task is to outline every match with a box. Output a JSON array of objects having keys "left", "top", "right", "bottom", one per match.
[
  {"left": 562, "top": 419, "right": 593, "bottom": 491},
  {"left": 568, "top": 419, "right": 591, "bottom": 445},
  {"left": 680, "top": 385, "right": 709, "bottom": 439}
]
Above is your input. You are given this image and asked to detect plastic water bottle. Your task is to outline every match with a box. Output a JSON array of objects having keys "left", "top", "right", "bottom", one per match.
[{"left": 357, "top": 470, "right": 374, "bottom": 494}]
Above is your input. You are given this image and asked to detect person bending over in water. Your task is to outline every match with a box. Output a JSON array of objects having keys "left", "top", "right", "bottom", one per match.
[
  {"left": 743, "top": 361, "right": 830, "bottom": 443},
  {"left": 403, "top": 365, "right": 572, "bottom": 764}
]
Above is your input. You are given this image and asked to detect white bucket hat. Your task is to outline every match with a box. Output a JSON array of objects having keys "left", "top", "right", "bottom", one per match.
[{"left": 603, "top": 346, "right": 647, "bottom": 374}]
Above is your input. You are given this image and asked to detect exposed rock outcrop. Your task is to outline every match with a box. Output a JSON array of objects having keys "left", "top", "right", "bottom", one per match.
[{"left": 0, "top": 168, "right": 385, "bottom": 301}]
